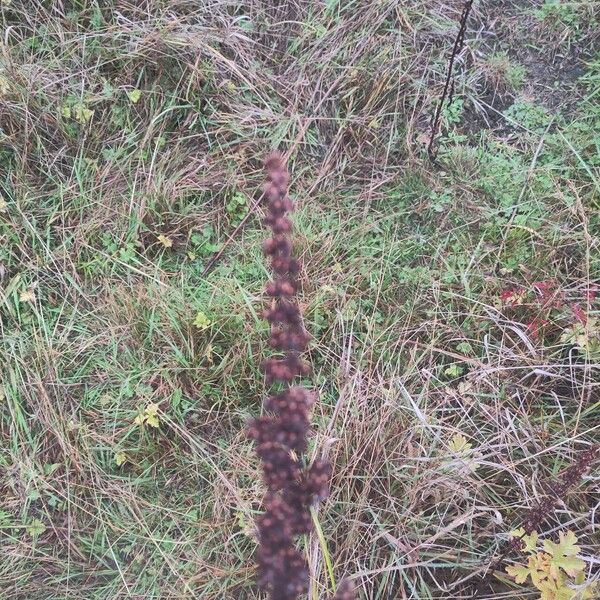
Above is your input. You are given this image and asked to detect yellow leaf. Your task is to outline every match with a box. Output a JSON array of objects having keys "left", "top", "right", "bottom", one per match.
[
  {"left": 145, "top": 403, "right": 159, "bottom": 416},
  {"left": 449, "top": 432, "right": 472, "bottom": 453},
  {"left": 506, "top": 563, "right": 530, "bottom": 584},
  {"left": 508, "top": 529, "right": 595, "bottom": 598},
  {"left": 145, "top": 414, "right": 160, "bottom": 428},
  {"left": 19, "top": 289, "right": 35, "bottom": 303},
  {"left": 127, "top": 89, "right": 141, "bottom": 104},
  {"left": 551, "top": 555, "right": 586, "bottom": 579},
  {"left": 193, "top": 311, "right": 211, "bottom": 330},
  {"left": 134, "top": 403, "right": 160, "bottom": 428},
  {"left": 523, "top": 531, "right": 539, "bottom": 553},
  {"left": 114, "top": 452, "right": 127, "bottom": 466},
  {"left": 0, "top": 196, "right": 7, "bottom": 212},
  {"left": 543, "top": 531, "right": 586, "bottom": 579},
  {"left": 544, "top": 532, "right": 580, "bottom": 564},
  {"left": 73, "top": 103, "right": 93, "bottom": 124},
  {"left": 204, "top": 343, "right": 214, "bottom": 364},
  {"left": 157, "top": 234, "right": 172, "bottom": 248},
  {"left": 510, "top": 529, "right": 539, "bottom": 553}
]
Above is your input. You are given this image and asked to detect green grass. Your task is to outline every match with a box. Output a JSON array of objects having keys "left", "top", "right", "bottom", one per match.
[{"left": 1, "top": 1, "right": 599, "bottom": 599}]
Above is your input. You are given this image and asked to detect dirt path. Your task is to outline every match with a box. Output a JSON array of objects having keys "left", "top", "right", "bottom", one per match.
[{"left": 456, "top": 0, "right": 599, "bottom": 136}]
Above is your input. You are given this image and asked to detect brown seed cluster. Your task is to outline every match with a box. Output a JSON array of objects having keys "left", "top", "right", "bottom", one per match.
[
  {"left": 511, "top": 444, "right": 600, "bottom": 550},
  {"left": 247, "top": 152, "right": 352, "bottom": 599}
]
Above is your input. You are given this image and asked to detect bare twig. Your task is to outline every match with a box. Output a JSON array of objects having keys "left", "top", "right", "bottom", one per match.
[{"left": 427, "top": 0, "right": 473, "bottom": 161}]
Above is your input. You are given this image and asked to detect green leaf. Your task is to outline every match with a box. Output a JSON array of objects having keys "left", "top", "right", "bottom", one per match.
[
  {"left": 27, "top": 518, "right": 46, "bottom": 538},
  {"left": 456, "top": 341, "right": 473, "bottom": 354},
  {"left": 28, "top": 489, "right": 41, "bottom": 501},
  {"left": 171, "top": 388, "right": 182, "bottom": 409},
  {"left": 444, "top": 364, "right": 464, "bottom": 378},
  {"left": 523, "top": 532, "right": 539, "bottom": 553},
  {"left": 551, "top": 555, "right": 586, "bottom": 578},
  {"left": 544, "top": 530, "right": 580, "bottom": 558}
]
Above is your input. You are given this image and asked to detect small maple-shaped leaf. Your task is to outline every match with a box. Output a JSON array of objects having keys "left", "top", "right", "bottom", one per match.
[
  {"left": 506, "top": 563, "right": 530, "bottom": 584},
  {"left": 550, "top": 555, "right": 586, "bottom": 580},
  {"left": 128, "top": 89, "right": 141, "bottom": 104},
  {"left": 146, "top": 415, "right": 159, "bottom": 427},
  {"left": 544, "top": 531, "right": 585, "bottom": 578},
  {"left": 537, "top": 577, "right": 560, "bottom": 600},
  {"left": 529, "top": 553, "right": 552, "bottom": 589},
  {"left": 554, "top": 587, "right": 576, "bottom": 600},
  {"left": 510, "top": 528, "right": 539, "bottom": 553},
  {"left": 449, "top": 432, "right": 472, "bottom": 453},
  {"left": 27, "top": 518, "right": 46, "bottom": 537},
  {"left": 193, "top": 311, "right": 211, "bottom": 330},
  {"left": 73, "top": 103, "right": 94, "bottom": 124},
  {"left": 114, "top": 451, "right": 127, "bottom": 466},
  {"left": 134, "top": 403, "right": 161, "bottom": 428},
  {"left": 19, "top": 289, "right": 36, "bottom": 303},
  {"left": 157, "top": 234, "right": 173, "bottom": 248},
  {"left": 144, "top": 403, "right": 160, "bottom": 428}
]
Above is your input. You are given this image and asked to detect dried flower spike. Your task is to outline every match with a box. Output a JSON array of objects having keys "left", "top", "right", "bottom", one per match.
[
  {"left": 510, "top": 444, "right": 600, "bottom": 552},
  {"left": 247, "top": 151, "right": 354, "bottom": 600}
]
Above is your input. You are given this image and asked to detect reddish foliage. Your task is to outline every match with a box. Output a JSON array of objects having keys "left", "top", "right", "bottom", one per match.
[
  {"left": 500, "top": 286, "right": 533, "bottom": 306},
  {"left": 502, "top": 279, "right": 595, "bottom": 339},
  {"left": 570, "top": 303, "right": 587, "bottom": 325},
  {"left": 584, "top": 285, "right": 598, "bottom": 302},
  {"left": 500, "top": 287, "right": 522, "bottom": 305},
  {"left": 526, "top": 317, "right": 548, "bottom": 342},
  {"left": 532, "top": 279, "right": 564, "bottom": 308}
]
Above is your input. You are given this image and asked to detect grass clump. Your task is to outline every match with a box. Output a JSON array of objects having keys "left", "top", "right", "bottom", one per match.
[{"left": 1, "top": 1, "right": 599, "bottom": 599}]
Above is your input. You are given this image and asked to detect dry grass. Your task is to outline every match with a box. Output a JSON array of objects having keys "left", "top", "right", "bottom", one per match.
[{"left": 0, "top": 1, "right": 599, "bottom": 599}]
